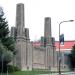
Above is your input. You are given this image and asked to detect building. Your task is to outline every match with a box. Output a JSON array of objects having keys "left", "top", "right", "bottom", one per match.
[
  {"left": 33, "top": 40, "right": 75, "bottom": 69},
  {"left": 55, "top": 41, "right": 75, "bottom": 68},
  {"left": 11, "top": 3, "right": 57, "bottom": 71}
]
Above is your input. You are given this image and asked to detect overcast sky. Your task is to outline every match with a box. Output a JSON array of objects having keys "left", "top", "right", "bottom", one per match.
[{"left": 0, "top": 0, "right": 75, "bottom": 41}]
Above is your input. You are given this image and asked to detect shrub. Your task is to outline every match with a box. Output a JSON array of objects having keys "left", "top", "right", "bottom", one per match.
[{"left": 7, "top": 65, "right": 20, "bottom": 72}]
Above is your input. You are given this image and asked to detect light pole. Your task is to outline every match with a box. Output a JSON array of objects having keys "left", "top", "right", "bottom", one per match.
[{"left": 58, "top": 20, "right": 74, "bottom": 75}]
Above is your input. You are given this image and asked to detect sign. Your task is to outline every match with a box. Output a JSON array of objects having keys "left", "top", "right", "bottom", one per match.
[{"left": 60, "top": 34, "right": 64, "bottom": 45}]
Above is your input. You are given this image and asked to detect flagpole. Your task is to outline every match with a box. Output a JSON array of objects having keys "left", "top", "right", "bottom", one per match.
[{"left": 58, "top": 20, "right": 74, "bottom": 75}]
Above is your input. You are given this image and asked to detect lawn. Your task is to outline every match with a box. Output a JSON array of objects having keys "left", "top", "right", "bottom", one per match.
[
  {"left": 2, "top": 70, "right": 51, "bottom": 75},
  {"left": 2, "top": 70, "right": 69, "bottom": 75}
]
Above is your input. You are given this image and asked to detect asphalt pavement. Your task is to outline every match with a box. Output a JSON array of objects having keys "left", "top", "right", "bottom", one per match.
[{"left": 39, "top": 72, "right": 75, "bottom": 75}]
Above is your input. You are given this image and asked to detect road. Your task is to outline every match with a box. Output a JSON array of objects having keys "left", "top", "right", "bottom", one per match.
[
  {"left": 61, "top": 72, "right": 75, "bottom": 75},
  {"left": 39, "top": 72, "right": 75, "bottom": 75}
]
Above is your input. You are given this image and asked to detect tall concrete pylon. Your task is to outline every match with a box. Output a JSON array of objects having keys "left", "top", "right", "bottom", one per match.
[
  {"left": 44, "top": 17, "right": 52, "bottom": 45},
  {"left": 16, "top": 3, "right": 25, "bottom": 37},
  {"left": 15, "top": 3, "right": 32, "bottom": 71},
  {"left": 15, "top": 3, "right": 27, "bottom": 70},
  {"left": 44, "top": 17, "right": 57, "bottom": 70},
  {"left": 44, "top": 17, "right": 51, "bottom": 69},
  {"left": 44, "top": 17, "right": 54, "bottom": 69}
]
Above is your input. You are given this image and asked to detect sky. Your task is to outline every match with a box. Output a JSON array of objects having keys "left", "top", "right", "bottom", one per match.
[{"left": 0, "top": 0, "right": 75, "bottom": 41}]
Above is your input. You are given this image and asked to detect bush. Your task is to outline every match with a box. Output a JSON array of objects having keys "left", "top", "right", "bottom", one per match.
[{"left": 7, "top": 65, "right": 20, "bottom": 72}]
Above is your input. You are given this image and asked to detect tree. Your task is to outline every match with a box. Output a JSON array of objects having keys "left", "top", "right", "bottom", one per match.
[
  {"left": 68, "top": 44, "right": 75, "bottom": 70},
  {"left": 0, "top": 7, "right": 15, "bottom": 72}
]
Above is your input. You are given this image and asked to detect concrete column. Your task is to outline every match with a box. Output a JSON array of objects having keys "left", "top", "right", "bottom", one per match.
[
  {"left": 16, "top": 3, "right": 25, "bottom": 37},
  {"left": 25, "top": 28, "right": 32, "bottom": 70},
  {"left": 15, "top": 3, "right": 27, "bottom": 70},
  {"left": 11, "top": 27, "right": 16, "bottom": 38},
  {"left": 40, "top": 36, "right": 44, "bottom": 46},
  {"left": 61, "top": 52, "right": 65, "bottom": 68},
  {"left": 44, "top": 17, "right": 51, "bottom": 44},
  {"left": 44, "top": 17, "right": 52, "bottom": 69},
  {"left": 26, "top": 41, "right": 33, "bottom": 70},
  {"left": 45, "top": 46, "right": 52, "bottom": 69},
  {"left": 25, "top": 28, "right": 29, "bottom": 39}
]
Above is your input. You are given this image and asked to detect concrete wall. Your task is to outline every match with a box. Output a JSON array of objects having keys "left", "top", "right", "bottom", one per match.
[{"left": 32, "top": 46, "right": 46, "bottom": 69}]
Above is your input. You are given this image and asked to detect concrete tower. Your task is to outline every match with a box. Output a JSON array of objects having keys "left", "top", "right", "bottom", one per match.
[
  {"left": 44, "top": 17, "right": 52, "bottom": 45},
  {"left": 15, "top": 3, "right": 27, "bottom": 70},
  {"left": 44, "top": 17, "right": 57, "bottom": 70},
  {"left": 44, "top": 17, "right": 53, "bottom": 69},
  {"left": 16, "top": 3, "right": 25, "bottom": 37},
  {"left": 15, "top": 3, "right": 32, "bottom": 71}
]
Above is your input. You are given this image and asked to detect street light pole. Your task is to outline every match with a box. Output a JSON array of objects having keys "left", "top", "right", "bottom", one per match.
[{"left": 58, "top": 20, "right": 74, "bottom": 75}]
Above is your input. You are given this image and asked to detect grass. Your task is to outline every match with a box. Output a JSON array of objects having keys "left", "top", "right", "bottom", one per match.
[
  {"left": 2, "top": 70, "right": 51, "bottom": 75},
  {"left": 2, "top": 70, "right": 71, "bottom": 75},
  {"left": 3, "top": 71, "right": 36, "bottom": 75}
]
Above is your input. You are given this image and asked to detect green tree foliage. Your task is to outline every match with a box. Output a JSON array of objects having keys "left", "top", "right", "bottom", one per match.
[
  {"left": 0, "top": 7, "right": 15, "bottom": 72},
  {"left": 68, "top": 44, "right": 75, "bottom": 70},
  {"left": 0, "top": 11, "right": 15, "bottom": 52},
  {"left": 71, "top": 44, "right": 75, "bottom": 55}
]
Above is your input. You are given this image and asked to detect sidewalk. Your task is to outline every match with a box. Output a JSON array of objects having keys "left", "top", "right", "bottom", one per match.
[{"left": 38, "top": 71, "right": 75, "bottom": 75}]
